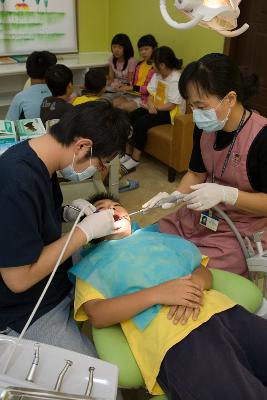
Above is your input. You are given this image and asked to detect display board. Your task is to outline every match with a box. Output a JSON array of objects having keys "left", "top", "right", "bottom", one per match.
[{"left": 0, "top": 0, "right": 77, "bottom": 56}]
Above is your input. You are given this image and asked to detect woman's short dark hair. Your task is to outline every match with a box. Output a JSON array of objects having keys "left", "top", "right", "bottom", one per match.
[
  {"left": 137, "top": 34, "right": 158, "bottom": 49},
  {"left": 153, "top": 46, "right": 182, "bottom": 71},
  {"left": 49, "top": 100, "right": 131, "bottom": 158},
  {"left": 83, "top": 69, "right": 106, "bottom": 94},
  {"left": 26, "top": 51, "right": 57, "bottom": 79},
  {"left": 111, "top": 33, "right": 134, "bottom": 71},
  {"left": 45, "top": 64, "right": 73, "bottom": 96},
  {"left": 178, "top": 53, "right": 259, "bottom": 104}
]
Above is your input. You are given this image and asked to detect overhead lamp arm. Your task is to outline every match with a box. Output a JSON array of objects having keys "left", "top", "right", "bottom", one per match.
[
  {"left": 219, "top": 23, "right": 249, "bottom": 37},
  {"left": 159, "top": 0, "right": 249, "bottom": 37},
  {"left": 160, "top": 0, "right": 203, "bottom": 30}
]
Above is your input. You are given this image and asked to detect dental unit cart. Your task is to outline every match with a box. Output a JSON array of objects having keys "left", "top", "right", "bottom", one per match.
[{"left": 0, "top": 334, "right": 118, "bottom": 400}]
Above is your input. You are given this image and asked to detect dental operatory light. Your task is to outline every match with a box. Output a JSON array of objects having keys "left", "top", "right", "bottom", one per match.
[{"left": 160, "top": 0, "right": 249, "bottom": 37}]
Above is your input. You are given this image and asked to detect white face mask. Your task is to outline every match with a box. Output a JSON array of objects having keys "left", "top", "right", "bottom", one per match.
[
  {"left": 60, "top": 149, "right": 97, "bottom": 182},
  {"left": 193, "top": 98, "right": 231, "bottom": 132}
]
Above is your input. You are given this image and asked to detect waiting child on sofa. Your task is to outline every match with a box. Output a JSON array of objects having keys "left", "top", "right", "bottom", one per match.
[{"left": 70, "top": 194, "right": 267, "bottom": 400}]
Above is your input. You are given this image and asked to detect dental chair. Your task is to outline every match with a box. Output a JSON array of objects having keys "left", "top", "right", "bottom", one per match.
[{"left": 92, "top": 268, "right": 262, "bottom": 399}]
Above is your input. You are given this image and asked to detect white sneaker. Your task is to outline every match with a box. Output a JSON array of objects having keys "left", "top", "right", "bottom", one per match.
[{"left": 120, "top": 154, "right": 131, "bottom": 163}]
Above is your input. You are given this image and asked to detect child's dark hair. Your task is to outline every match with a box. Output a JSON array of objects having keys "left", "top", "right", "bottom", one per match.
[
  {"left": 137, "top": 34, "right": 158, "bottom": 49},
  {"left": 153, "top": 46, "right": 183, "bottom": 71},
  {"left": 45, "top": 64, "right": 73, "bottom": 96},
  {"left": 88, "top": 192, "right": 119, "bottom": 205},
  {"left": 83, "top": 68, "right": 106, "bottom": 94},
  {"left": 111, "top": 33, "right": 134, "bottom": 71},
  {"left": 178, "top": 53, "right": 259, "bottom": 104},
  {"left": 50, "top": 100, "right": 131, "bottom": 158},
  {"left": 26, "top": 51, "right": 57, "bottom": 79}
]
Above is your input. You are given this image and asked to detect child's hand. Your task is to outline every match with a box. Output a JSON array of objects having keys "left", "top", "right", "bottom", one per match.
[
  {"left": 154, "top": 275, "right": 203, "bottom": 309},
  {"left": 148, "top": 103, "right": 157, "bottom": 114},
  {"left": 141, "top": 101, "right": 149, "bottom": 109},
  {"left": 168, "top": 304, "right": 201, "bottom": 325},
  {"left": 120, "top": 84, "right": 132, "bottom": 92}
]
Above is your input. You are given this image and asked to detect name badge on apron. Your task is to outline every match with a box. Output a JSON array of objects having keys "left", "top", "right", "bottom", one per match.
[{"left": 199, "top": 211, "right": 219, "bottom": 232}]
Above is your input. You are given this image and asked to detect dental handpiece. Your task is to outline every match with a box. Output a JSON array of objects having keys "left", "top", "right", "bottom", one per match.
[
  {"left": 25, "top": 343, "right": 40, "bottom": 382},
  {"left": 67, "top": 204, "right": 98, "bottom": 217},
  {"left": 128, "top": 193, "right": 185, "bottom": 217},
  {"left": 154, "top": 193, "right": 185, "bottom": 207},
  {"left": 54, "top": 360, "right": 73, "bottom": 392}
]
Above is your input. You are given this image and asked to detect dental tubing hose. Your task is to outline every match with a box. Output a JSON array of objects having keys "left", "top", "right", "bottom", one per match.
[{"left": 2, "top": 206, "right": 87, "bottom": 374}]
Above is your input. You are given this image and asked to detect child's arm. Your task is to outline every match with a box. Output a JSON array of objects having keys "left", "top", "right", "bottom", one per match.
[
  {"left": 191, "top": 266, "right": 213, "bottom": 290},
  {"left": 83, "top": 277, "right": 202, "bottom": 328},
  {"left": 156, "top": 102, "right": 176, "bottom": 112},
  {"left": 127, "top": 58, "right": 136, "bottom": 85},
  {"left": 107, "top": 64, "right": 114, "bottom": 85},
  {"left": 128, "top": 71, "right": 135, "bottom": 85}
]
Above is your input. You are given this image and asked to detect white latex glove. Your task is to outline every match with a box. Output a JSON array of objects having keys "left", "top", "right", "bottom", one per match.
[
  {"left": 142, "top": 191, "right": 183, "bottom": 210},
  {"left": 63, "top": 199, "right": 96, "bottom": 222},
  {"left": 162, "top": 191, "right": 184, "bottom": 209},
  {"left": 142, "top": 192, "right": 170, "bottom": 209},
  {"left": 183, "top": 183, "right": 239, "bottom": 211},
  {"left": 77, "top": 209, "right": 122, "bottom": 243}
]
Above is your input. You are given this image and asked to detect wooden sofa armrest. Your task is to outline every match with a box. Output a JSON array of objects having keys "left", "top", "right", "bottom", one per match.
[{"left": 170, "top": 113, "right": 194, "bottom": 171}]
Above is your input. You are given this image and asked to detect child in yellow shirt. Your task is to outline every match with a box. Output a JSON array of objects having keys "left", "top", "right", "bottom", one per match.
[
  {"left": 70, "top": 195, "right": 267, "bottom": 400},
  {"left": 72, "top": 69, "right": 106, "bottom": 106}
]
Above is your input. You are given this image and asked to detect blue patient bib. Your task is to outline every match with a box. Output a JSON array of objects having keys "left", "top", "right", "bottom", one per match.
[{"left": 70, "top": 227, "right": 202, "bottom": 330}]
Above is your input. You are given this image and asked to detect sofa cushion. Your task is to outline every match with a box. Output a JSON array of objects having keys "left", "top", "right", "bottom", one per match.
[{"left": 146, "top": 124, "right": 173, "bottom": 165}]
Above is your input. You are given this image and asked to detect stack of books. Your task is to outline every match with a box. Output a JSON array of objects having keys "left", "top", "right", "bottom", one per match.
[{"left": 0, "top": 118, "right": 46, "bottom": 155}]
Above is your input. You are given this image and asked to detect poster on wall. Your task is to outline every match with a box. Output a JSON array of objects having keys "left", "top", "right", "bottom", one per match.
[{"left": 0, "top": 0, "right": 77, "bottom": 56}]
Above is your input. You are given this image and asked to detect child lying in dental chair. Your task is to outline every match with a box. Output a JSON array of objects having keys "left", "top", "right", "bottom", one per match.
[{"left": 70, "top": 194, "right": 267, "bottom": 400}]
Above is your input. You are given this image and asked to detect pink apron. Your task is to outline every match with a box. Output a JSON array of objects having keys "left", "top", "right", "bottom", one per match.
[{"left": 160, "top": 112, "right": 267, "bottom": 275}]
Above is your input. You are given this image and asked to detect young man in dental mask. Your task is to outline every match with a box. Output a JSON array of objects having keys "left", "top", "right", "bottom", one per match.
[
  {"left": 0, "top": 101, "right": 130, "bottom": 355},
  {"left": 143, "top": 53, "right": 267, "bottom": 277}
]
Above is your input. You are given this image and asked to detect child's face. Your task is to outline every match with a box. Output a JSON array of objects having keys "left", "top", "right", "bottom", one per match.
[
  {"left": 93, "top": 199, "right": 132, "bottom": 240},
  {"left": 112, "top": 44, "right": 124, "bottom": 59},
  {"left": 153, "top": 62, "right": 166, "bottom": 75},
  {"left": 139, "top": 46, "right": 153, "bottom": 62},
  {"left": 66, "top": 82, "right": 74, "bottom": 96}
]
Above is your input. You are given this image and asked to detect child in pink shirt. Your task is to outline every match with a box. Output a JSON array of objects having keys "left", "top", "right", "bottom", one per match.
[{"left": 108, "top": 33, "right": 137, "bottom": 90}]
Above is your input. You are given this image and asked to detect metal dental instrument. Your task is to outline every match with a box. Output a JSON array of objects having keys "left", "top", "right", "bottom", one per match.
[
  {"left": 84, "top": 366, "right": 95, "bottom": 398},
  {"left": 54, "top": 360, "right": 73, "bottom": 392},
  {"left": 128, "top": 193, "right": 185, "bottom": 217},
  {"left": 128, "top": 209, "right": 148, "bottom": 217},
  {"left": 25, "top": 343, "right": 40, "bottom": 382}
]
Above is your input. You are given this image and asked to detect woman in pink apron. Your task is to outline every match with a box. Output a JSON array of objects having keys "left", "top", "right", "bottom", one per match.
[{"left": 143, "top": 53, "right": 267, "bottom": 276}]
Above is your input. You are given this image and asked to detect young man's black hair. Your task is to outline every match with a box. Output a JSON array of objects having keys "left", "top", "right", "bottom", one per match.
[
  {"left": 83, "top": 69, "right": 106, "bottom": 95},
  {"left": 50, "top": 100, "right": 131, "bottom": 158},
  {"left": 45, "top": 64, "right": 73, "bottom": 96},
  {"left": 26, "top": 51, "right": 57, "bottom": 80}
]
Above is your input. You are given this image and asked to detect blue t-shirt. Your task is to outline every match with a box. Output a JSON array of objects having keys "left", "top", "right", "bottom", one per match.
[
  {"left": 6, "top": 84, "right": 51, "bottom": 120},
  {"left": 0, "top": 141, "right": 72, "bottom": 332}
]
